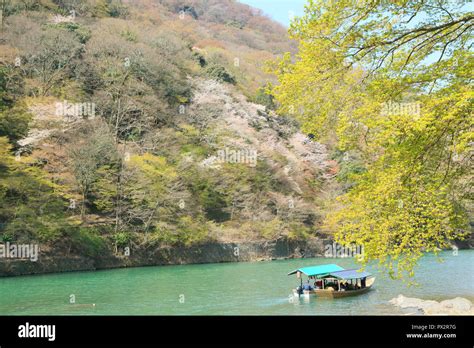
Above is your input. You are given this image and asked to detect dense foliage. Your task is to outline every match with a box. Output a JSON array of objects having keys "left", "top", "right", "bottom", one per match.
[{"left": 271, "top": 0, "right": 473, "bottom": 278}]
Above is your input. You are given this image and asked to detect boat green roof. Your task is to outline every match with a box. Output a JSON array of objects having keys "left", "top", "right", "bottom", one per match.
[{"left": 288, "top": 264, "right": 344, "bottom": 277}]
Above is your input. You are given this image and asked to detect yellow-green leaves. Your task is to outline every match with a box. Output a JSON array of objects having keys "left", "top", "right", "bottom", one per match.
[
  {"left": 129, "top": 153, "right": 177, "bottom": 182},
  {"left": 271, "top": 0, "right": 472, "bottom": 279},
  {"left": 127, "top": 153, "right": 177, "bottom": 203}
]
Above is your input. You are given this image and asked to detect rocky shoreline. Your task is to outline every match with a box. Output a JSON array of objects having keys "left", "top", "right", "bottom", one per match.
[
  {"left": 0, "top": 237, "right": 328, "bottom": 277},
  {"left": 0, "top": 236, "right": 472, "bottom": 277},
  {"left": 390, "top": 295, "right": 474, "bottom": 315}
]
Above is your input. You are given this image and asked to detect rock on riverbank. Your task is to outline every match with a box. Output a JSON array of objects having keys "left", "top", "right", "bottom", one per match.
[{"left": 390, "top": 294, "right": 474, "bottom": 315}]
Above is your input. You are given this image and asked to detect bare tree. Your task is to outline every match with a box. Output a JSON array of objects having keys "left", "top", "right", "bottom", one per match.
[{"left": 68, "top": 124, "right": 118, "bottom": 221}]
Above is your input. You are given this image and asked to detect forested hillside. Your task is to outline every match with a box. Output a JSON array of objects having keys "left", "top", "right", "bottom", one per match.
[
  {"left": 0, "top": 0, "right": 334, "bottom": 262},
  {"left": 1, "top": 0, "right": 471, "bottom": 279}
]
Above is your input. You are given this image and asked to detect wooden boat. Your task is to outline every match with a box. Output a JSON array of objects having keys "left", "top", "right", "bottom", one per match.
[{"left": 288, "top": 264, "right": 375, "bottom": 299}]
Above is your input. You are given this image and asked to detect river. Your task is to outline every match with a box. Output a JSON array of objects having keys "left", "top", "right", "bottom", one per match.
[{"left": 1, "top": 250, "right": 473, "bottom": 315}]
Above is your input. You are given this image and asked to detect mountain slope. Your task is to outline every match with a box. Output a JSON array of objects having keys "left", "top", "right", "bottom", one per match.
[{"left": 0, "top": 0, "right": 338, "bottom": 271}]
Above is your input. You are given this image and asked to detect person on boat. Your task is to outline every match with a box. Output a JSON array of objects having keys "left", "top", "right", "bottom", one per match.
[{"left": 303, "top": 280, "right": 313, "bottom": 291}]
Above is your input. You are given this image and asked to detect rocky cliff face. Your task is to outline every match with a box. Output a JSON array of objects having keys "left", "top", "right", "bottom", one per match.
[{"left": 0, "top": 237, "right": 329, "bottom": 277}]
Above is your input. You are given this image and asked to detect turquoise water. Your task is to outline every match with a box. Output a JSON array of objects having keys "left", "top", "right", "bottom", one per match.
[{"left": 0, "top": 250, "right": 473, "bottom": 315}]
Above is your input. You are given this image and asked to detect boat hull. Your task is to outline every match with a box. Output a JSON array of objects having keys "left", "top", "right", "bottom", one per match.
[
  {"left": 313, "top": 285, "right": 372, "bottom": 298},
  {"left": 293, "top": 277, "right": 375, "bottom": 299}
]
